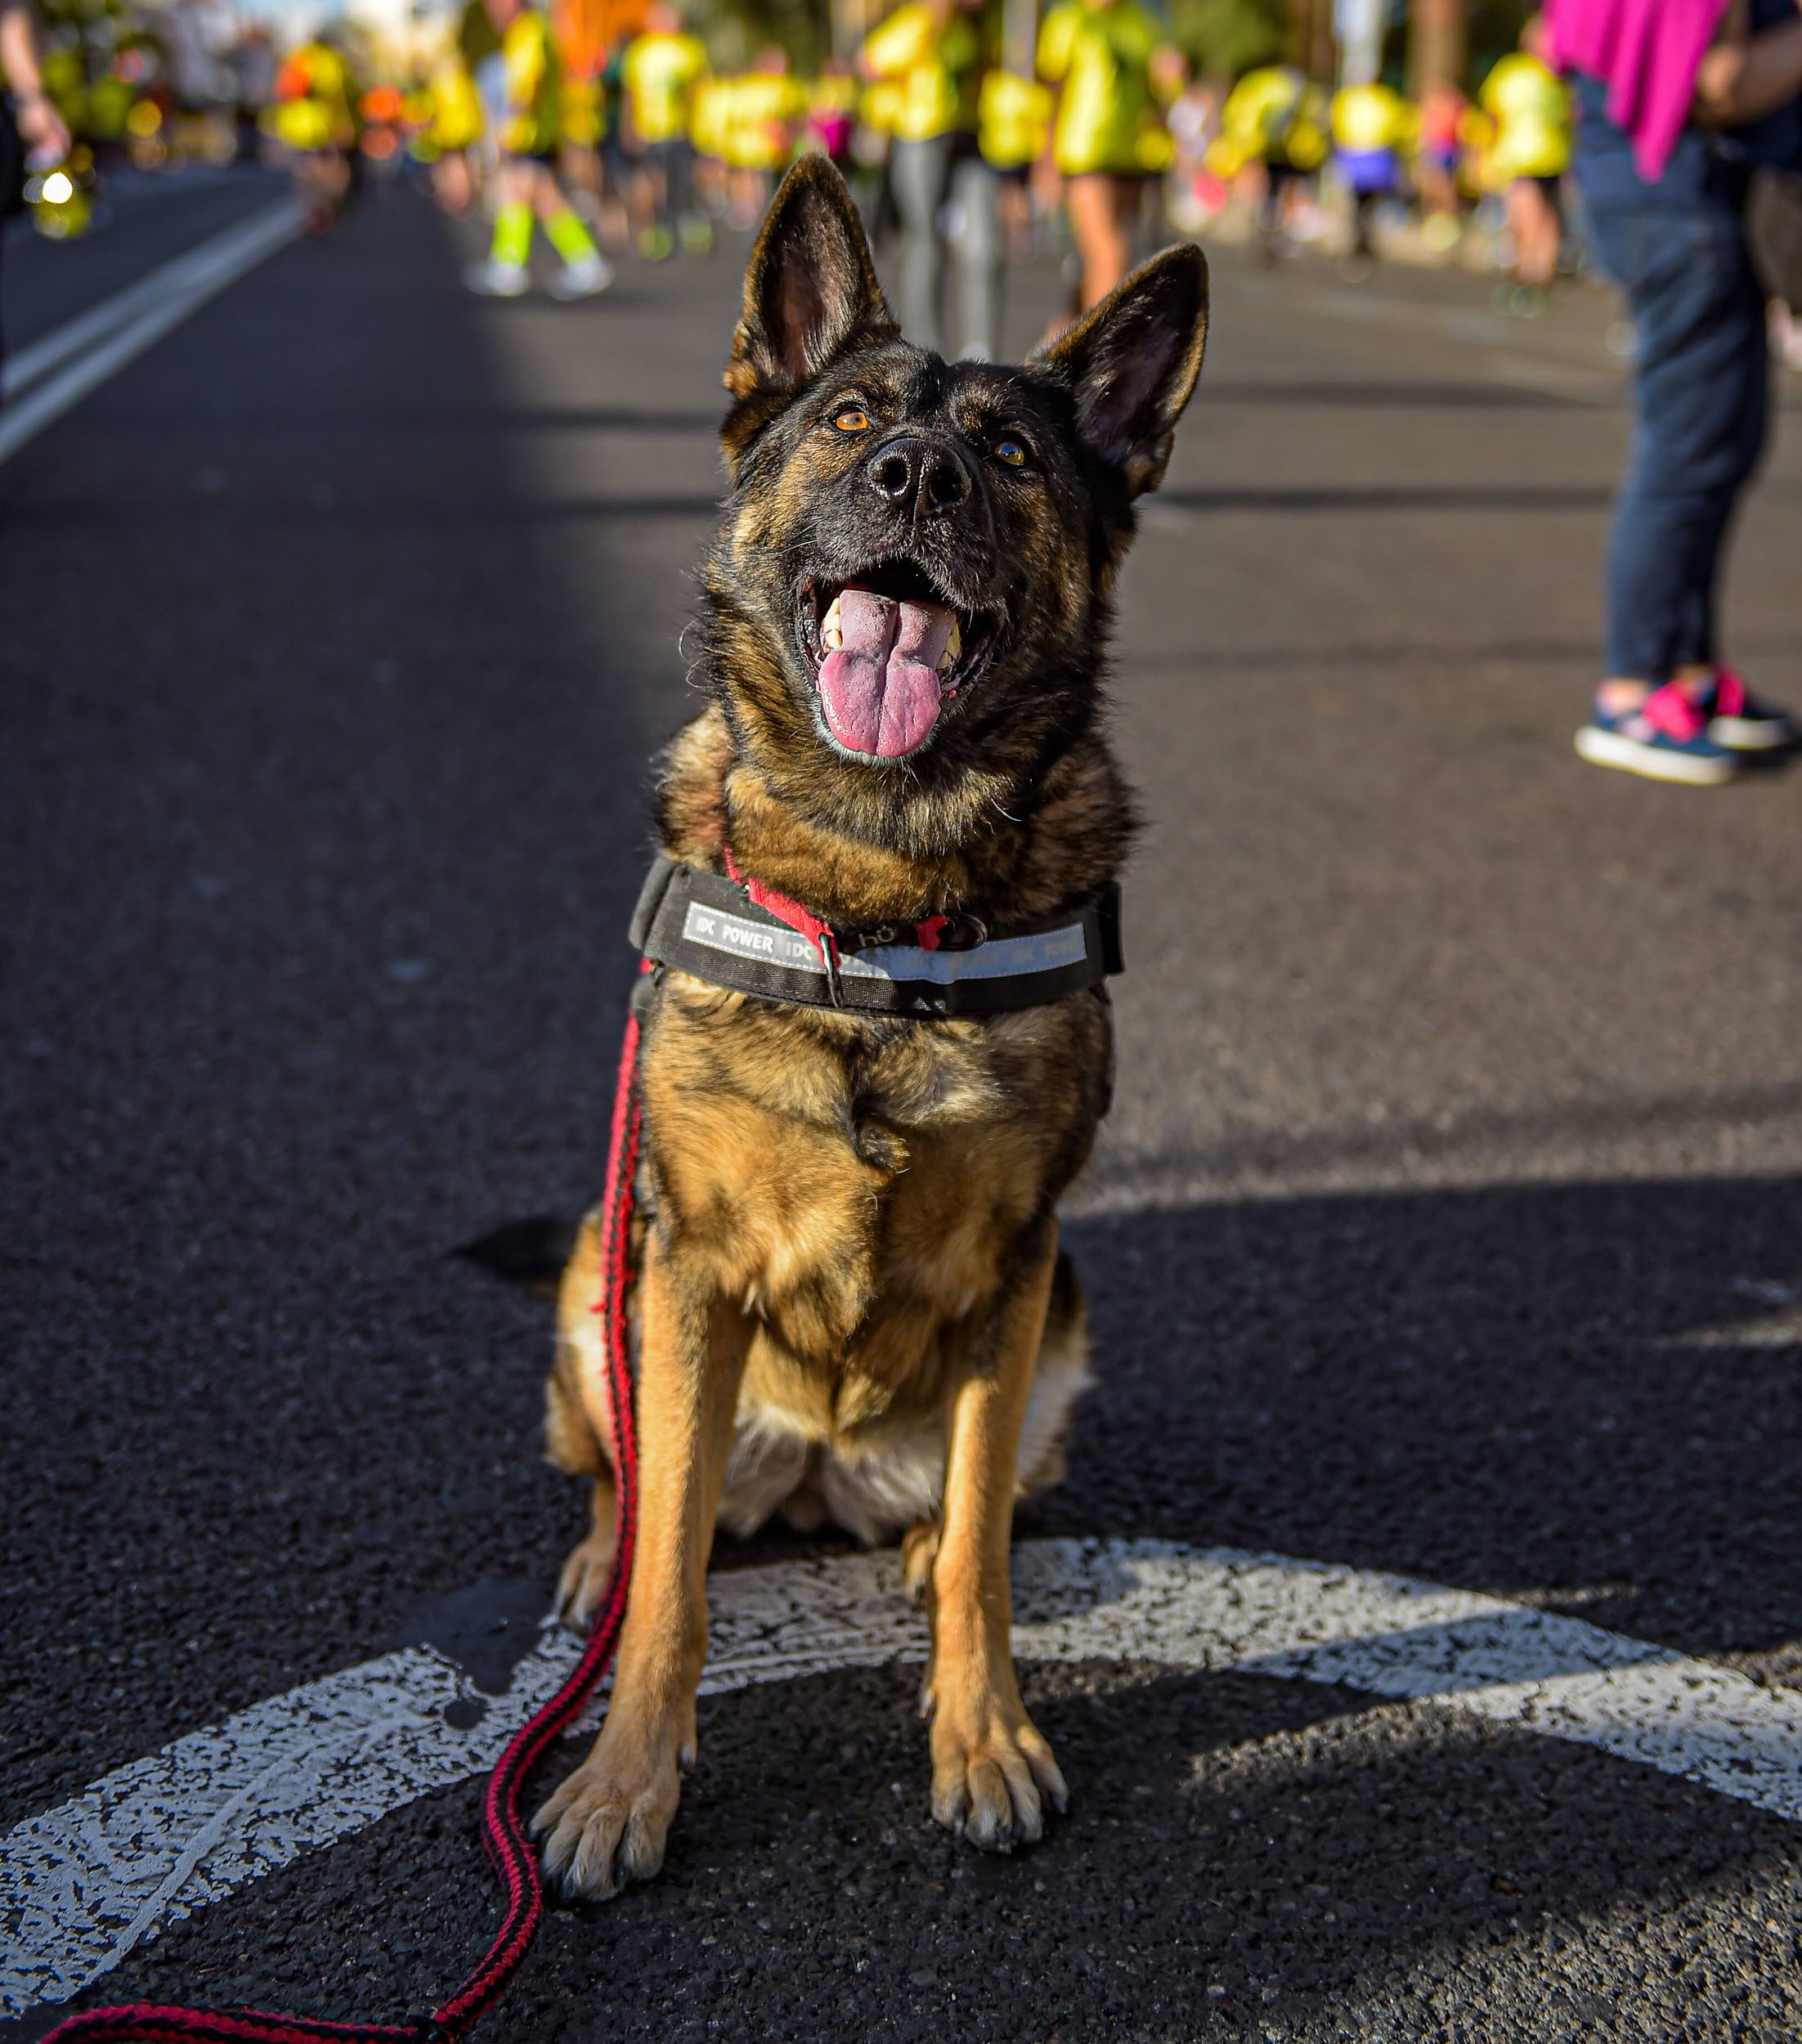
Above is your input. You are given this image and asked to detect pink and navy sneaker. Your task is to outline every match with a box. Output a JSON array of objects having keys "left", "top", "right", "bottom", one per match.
[
  {"left": 1574, "top": 682, "right": 1739, "bottom": 785},
  {"left": 1696, "top": 670, "right": 1797, "bottom": 752}
]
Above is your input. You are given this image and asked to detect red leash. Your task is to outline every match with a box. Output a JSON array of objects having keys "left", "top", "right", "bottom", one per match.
[{"left": 44, "top": 1008, "right": 648, "bottom": 2044}]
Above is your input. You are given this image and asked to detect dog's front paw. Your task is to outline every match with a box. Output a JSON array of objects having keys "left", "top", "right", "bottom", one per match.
[
  {"left": 531, "top": 1737, "right": 683, "bottom": 1900},
  {"left": 929, "top": 1700, "right": 1068, "bottom": 1852}
]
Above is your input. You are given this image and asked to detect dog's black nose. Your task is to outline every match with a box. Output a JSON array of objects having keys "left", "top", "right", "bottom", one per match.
[{"left": 867, "top": 437, "right": 971, "bottom": 520}]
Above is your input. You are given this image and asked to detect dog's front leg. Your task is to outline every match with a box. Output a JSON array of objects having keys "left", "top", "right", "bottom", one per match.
[
  {"left": 534, "top": 1229, "right": 749, "bottom": 1899},
  {"left": 923, "top": 1221, "right": 1069, "bottom": 1850}
]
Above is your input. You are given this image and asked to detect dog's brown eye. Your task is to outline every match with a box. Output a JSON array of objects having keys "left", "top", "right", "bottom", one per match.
[
  {"left": 834, "top": 406, "right": 872, "bottom": 433},
  {"left": 994, "top": 437, "right": 1028, "bottom": 468}
]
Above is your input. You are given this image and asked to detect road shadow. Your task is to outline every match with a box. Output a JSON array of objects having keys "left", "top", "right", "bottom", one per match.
[{"left": 1039, "top": 1172, "right": 1802, "bottom": 1673}]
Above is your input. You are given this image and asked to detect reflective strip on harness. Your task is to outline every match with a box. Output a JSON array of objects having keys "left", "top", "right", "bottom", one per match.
[
  {"left": 630, "top": 855, "right": 1123, "bottom": 1018},
  {"left": 680, "top": 899, "right": 1091, "bottom": 985}
]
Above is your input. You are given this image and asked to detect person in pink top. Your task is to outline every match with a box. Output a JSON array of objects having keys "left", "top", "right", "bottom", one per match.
[{"left": 1546, "top": 0, "right": 1802, "bottom": 782}]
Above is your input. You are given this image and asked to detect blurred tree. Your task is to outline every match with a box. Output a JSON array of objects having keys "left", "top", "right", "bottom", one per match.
[
  {"left": 1168, "top": 0, "right": 1286, "bottom": 74},
  {"left": 1379, "top": 0, "right": 1528, "bottom": 92},
  {"left": 693, "top": 0, "right": 829, "bottom": 72},
  {"left": 1405, "top": 0, "right": 1463, "bottom": 96}
]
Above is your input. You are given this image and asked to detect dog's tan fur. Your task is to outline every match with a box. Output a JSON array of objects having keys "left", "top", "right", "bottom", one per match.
[{"left": 530, "top": 159, "right": 1206, "bottom": 1898}]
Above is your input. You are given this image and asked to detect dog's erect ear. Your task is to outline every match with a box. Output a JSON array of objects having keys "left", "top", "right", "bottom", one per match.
[
  {"left": 1034, "top": 244, "right": 1208, "bottom": 498},
  {"left": 726, "top": 157, "right": 896, "bottom": 402}
]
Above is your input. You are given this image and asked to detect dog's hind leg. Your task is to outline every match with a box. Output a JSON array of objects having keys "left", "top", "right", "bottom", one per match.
[
  {"left": 546, "top": 1208, "right": 624, "bottom": 1631},
  {"left": 534, "top": 1230, "right": 752, "bottom": 1900},
  {"left": 921, "top": 1221, "right": 1070, "bottom": 1852}
]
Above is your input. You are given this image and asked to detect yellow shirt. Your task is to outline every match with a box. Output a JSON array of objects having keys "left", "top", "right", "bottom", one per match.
[
  {"left": 624, "top": 31, "right": 706, "bottom": 144},
  {"left": 860, "top": 3, "right": 982, "bottom": 142},
  {"left": 979, "top": 67, "right": 1049, "bottom": 169},
  {"left": 1479, "top": 51, "right": 1571, "bottom": 182},
  {"left": 500, "top": 11, "right": 561, "bottom": 155},
  {"left": 1218, "top": 65, "right": 1327, "bottom": 173},
  {"left": 1330, "top": 81, "right": 1412, "bottom": 155},
  {"left": 429, "top": 58, "right": 484, "bottom": 149},
  {"left": 1037, "top": 0, "right": 1172, "bottom": 177},
  {"left": 267, "top": 43, "right": 356, "bottom": 151},
  {"left": 721, "top": 70, "right": 807, "bottom": 168}
]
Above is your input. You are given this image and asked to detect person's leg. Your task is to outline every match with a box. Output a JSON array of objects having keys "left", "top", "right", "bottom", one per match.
[
  {"left": 1670, "top": 232, "right": 1769, "bottom": 675},
  {"left": 1575, "top": 199, "right": 1780, "bottom": 775},
  {"left": 950, "top": 151, "right": 1002, "bottom": 360},
  {"left": 1257, "top": 161, "right": 1291, "bottom": 262},
  {"left": 1066, "top": 172, "right": 1132, "bottom": 312},
  {"left": 890, "top": 134, "right": 949, "bottom": 349},
  {"left": 490, "top": 155, "right": 537, "bottom": 271},
  {"left": 529, "top": 159, "right": 603, "bottom": 262},
  {"left": 1601, "top": 207, "right": 1768, "bottom": 689},
  {"left": 666, "top": 137, "right": 693, "bottom": 223}
]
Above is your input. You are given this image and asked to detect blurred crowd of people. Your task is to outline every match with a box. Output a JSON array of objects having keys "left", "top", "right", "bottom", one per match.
[
  {"left": 8, "top": 0, "right": 1801, "bottom": 786},
  {"left": 238, "top": 0, "right": 1603, "bottom": 338}
]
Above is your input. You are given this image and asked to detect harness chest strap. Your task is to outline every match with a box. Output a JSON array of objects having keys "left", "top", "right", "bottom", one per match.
[{"left": 628, "top": 852, "right": 1124, "bottom": 1017}]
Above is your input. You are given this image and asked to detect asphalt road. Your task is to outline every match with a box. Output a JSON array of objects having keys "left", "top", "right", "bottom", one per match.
[
  {"left": 4, "top": 177, "right": 1801, "bottom": 2043},
  {"left": 2, "top": 163, "right": 287, "bottom": 356}
]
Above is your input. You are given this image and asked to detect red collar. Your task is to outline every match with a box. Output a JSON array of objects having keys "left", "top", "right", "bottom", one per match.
[{"left": 721, "top": 842, "right": 963, "bottom": 970}]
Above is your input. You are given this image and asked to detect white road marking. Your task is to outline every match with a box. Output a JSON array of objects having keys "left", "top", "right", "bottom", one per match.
[
  {"left": 0, "top": 199, "right": 299, "bottom": 465},
  {"left": 8, "top": 1535, "right": 1802, "bottom": 2019}
]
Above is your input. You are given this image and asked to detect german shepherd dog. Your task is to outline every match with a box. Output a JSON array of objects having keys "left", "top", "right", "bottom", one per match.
[{"left": 531, "top": 157, "right": 1207, "bottom": 1898}]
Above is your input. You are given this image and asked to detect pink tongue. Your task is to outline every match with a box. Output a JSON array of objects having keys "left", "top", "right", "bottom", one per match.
[{"left": 817, "top": 588, "right": 953, "bottom": 758}]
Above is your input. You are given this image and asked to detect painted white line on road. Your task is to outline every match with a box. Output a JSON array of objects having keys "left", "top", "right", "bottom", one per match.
[
  {"left": 0, "top": 199, "right": 300, "bottom": 465},
  {"left": 8, "top": 1536, "right": 1802, "bottom": 2019}
]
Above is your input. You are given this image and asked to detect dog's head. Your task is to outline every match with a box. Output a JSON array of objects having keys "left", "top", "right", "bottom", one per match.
[{"left": 702, "top": 157, "right": 1207, "bottom": 847}]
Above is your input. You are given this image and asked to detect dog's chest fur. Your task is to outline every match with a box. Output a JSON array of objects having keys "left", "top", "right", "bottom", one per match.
[{"left": 636, "top": 710, "right": 1113, "bottom": 1446}]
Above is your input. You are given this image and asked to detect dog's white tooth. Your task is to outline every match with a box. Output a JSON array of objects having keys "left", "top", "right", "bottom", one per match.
[
  {"left": 823, "top": 621, "right": 842, "bottom": 649},
  {"left": 939, "top": 619, "right": 962, "bottom": 675}
]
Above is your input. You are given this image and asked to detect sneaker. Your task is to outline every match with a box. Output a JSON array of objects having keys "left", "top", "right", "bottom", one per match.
[
  {"left": 547, "top": 252, "right": 614, "bottom": 301},
  {"left": 464, "top": 258, "right": 530, "bottom": 297},
  {"left": 678, "top": 213, "right": 714, "bottom": 257},
  {"left": 1695, "top": 670, "right": 1796, "bottom": 752},
  {"left": 637, "top": 222, "right": 675, "bottom": 262},
  {"left": 1574, "top": 682, "right": 1740, "bottom": 785}
]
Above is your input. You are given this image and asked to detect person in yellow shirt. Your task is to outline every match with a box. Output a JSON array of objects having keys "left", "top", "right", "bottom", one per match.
[
  {"left": 1329, "top": 77, "right": 1412, "bottom": 268},
  {"left": 1037, "top": 0, "right": 1183, "bottom": 317},
  {"left": 858, "top": 0, "right": 995, "bottom": 356},
  {"left": 623, "top": 0, "right": 709, "bottom": 258},
  {"left": 1216, "top": 62, "right": 1327, "bottom": 264},
  {"left": 978, "top": 66, "right": 1050, "bottom": 263},
  {"left": 423, "top": 49, "right": 483, "bottom": 215},
  {"left": 265, "top": 38, "right": 358, "bottom": 233},
  {"left": 465, "top": 0, "right": 612, "bottom": 298},
  {"left": 1479, "top": 15, "right": 1570, "bottom": 311},
  {"left": 716, "top": 52, "right": 807, "bottom": 228}
]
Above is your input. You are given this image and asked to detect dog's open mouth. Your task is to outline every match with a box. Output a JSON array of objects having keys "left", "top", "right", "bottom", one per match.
[{"left": 796, "top": 563, "right": 996, "bottom": 760}]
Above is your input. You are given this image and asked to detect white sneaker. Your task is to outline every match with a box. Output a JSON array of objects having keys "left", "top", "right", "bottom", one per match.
[
  {"left": 464, "top": 259, "right": 531, "bottom": 298},
  {"left": 548, "top": 253, "right": 613, "bottom": 301}
]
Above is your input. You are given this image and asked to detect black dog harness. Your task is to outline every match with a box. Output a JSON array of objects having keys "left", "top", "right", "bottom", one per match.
[{"left": 630, "top": 850, "right": 1123, "bottom": 1016}]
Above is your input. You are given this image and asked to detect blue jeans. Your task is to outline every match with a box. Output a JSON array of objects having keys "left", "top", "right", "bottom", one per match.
[{"left": 1581, "top": 199, "right": 1769, "bottom": 683}]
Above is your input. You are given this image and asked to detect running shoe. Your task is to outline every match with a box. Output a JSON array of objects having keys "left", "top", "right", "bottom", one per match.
[
  {"left": 1695, "top": 670, "right": 1797, "bottom": 752},
  {"left": 464, "top": 258, "right": 531, "bottom": 298},
  {"left": 1574, "top": 683, "right": 1740, "bottom": 785},
  {"left": 548, "top": 252, "right": 614, "bottom": 301}
]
